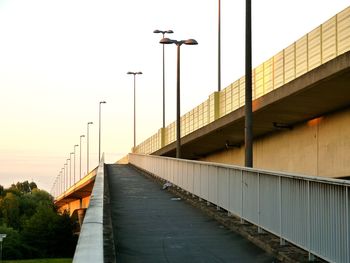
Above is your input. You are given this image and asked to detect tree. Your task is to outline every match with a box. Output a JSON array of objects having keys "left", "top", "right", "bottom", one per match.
[
  {"left": 0, "top": 185, "right": 4, "bottom": 197},
  {"left": 0, "top": 225, "right": 23, "bottom": 259},
  {"left": 0, "top": 192, "right": 20, "bottom": 229},
  {"left": 0, "top": 181, "right": 77, "bottom": 259},
  {"left": 21, "top": 204, "right": 76, "bottom": 258}
]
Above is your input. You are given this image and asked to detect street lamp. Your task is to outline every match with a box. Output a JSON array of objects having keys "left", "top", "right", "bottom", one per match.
[
  {"left": 127, "top": 71, "right": 142, "bottom": 149},
  {"left": 218, "top": 0, "right": 221, "bottom": 92},
  {"left": 69, "top": 153, "right": 74, "bottom": 187},
  {"left": 87, "top": 122, "right": 93, "bottom": 174},
  {"left": 159, "top": 37, "right": 198, "bottom": 158},
  {"left": 245, "top": 0, "right": 253, "bottom": 167},
  {"left": 64, "top": 161, "right": 68, "bottom": 191},
  {"left": 61, "top": 168, "right": 64, "bottom": 195},
  {"left": 153, "top": 29, "right": 173, "bottom": 128},
  {"left": 80, "top": 135, "right": 85, "bottom": 180},
  {"left": 99, "top": 101, "right": 106, "bottom": 162},
  {"left": 73, "top": 145, "right": 79, "bottom": 184},
  {"left": 0, "top": 234, "right": 7, "bottom": 262}
]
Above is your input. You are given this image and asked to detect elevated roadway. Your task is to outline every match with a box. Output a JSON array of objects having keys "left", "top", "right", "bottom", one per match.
[{"left": 155, "top": 51, "right": 350, "bottom": 159}]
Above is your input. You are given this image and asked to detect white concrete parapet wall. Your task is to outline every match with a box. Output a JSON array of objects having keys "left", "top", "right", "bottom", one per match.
[{"left": 73, "top": 154, "right": 105, "bottom": 263}]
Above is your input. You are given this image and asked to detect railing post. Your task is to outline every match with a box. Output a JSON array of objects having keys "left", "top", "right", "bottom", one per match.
[
  {"left": 241, "top": 170, "right": 244, "bottom": 224},
  {"left": 279, "top": 176, "right": 285, "bottom": 245},
  {"left": 347, "top": 187, "right": 349, "bottom": 263},
  {"left": 257, "top": 172, "right": 263, "bottom": 233}
]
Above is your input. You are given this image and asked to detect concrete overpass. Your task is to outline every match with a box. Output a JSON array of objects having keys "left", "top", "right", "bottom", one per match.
[
  {"left": 154, "top": 50, "right": 350, "bottom": 160},
  {"left": 52, "top": 6, "right": 350, "bottom": 263}
]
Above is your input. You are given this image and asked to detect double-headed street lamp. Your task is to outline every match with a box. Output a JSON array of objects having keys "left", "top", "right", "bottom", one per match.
[
  {"left": 80, "top": 135, "right": 85, "bottom": 180},
  {"left": 159, "top": 38, "right": 198, "bottom": 158},
  {"left": 99, "top": 101, "right": 106, "bottom": 162},
  {"left": 127, "top": 71, "right": 142, "bottom": 149},
  {"left": 153, "top": 29, "right": 173, "bottom": 128},
  {"left": 87, "top": 121, "right": 93, "bottom": 174}
]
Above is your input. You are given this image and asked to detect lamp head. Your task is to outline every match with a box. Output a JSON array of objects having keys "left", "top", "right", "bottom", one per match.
[
  {"left": 184, "top": 39, "right": 198, "bottom": 45},
  {"left": 160, "top": 38, "right": 175, "bottom": 44}
]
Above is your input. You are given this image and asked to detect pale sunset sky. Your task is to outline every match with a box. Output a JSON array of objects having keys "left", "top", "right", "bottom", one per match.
[{"left": 0, "top": 0, "right": 349, "bottom": 193}]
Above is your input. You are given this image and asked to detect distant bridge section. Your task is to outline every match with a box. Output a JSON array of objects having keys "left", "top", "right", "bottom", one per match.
[{"left": 54, "top": 167, "right": 97, "bottom": 216}]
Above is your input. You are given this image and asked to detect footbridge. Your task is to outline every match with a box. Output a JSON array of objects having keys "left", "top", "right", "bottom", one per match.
[
  {"left": 65, "top": 153, "right": 349, "bottom": 263},
  {"left": 52, "top": 6, "right": 350, "bottom": 263}
]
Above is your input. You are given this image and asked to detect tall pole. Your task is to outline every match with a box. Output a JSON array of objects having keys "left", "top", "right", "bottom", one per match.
[
  {"left": 176, "top": 44, "right": 181, "bottom": 158},
  {"left": 127, "top": 72, "right": 142, "bottom": 149},
  {"left": 133, "top": 74, "right": 136, "bottom": 148},
  {"left": 99, "top": 101, "right": 106, "bottom": 162},
  {"left": 73, "top": 145, "right": 78, "bottom": 184},
  {"left": 162, "top": 33, "right": 165, "bottom": 128},
  {"left": 65, "top": 162, "right": 68, "bottom": 191},
  {"left": 80, "top": 135, "right": 85, "bottom": 180},
  {"left": 87, "top": 122, "right": 93, "bottom": 174},
  {"left": 245, "top": 0, "right": 253, "bottom": 167},
  {"left": 159, "top": 38, "right": 198, "bottom": 159},
  {"left": 218, "top": 0, "right": 221, "bottom": 92},
  {"left": 69, "top": 153, "right": 73, "bottom": 187},
  {"left": 154, "top": 30, "right": 173, "bottom": 129},
  {"left": 61, "top": 168, "right": 64, "bottom": 195}
]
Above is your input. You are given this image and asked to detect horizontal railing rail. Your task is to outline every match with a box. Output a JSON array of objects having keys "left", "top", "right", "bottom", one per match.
[
  {"left": 129, "top": 153, "right": 350, "bottom": 263},
  {"left": 73, "top": 154, "right": 105, "bottom": 263}
]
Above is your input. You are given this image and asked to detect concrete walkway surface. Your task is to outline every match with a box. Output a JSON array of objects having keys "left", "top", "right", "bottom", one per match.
[{"left": 107, "top": 164, "right": 277, "bottom": 263}]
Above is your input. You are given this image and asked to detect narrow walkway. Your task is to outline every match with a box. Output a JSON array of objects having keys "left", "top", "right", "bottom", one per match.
[{"left": 107, "top": 164, "right": 276, "bottom": 263}]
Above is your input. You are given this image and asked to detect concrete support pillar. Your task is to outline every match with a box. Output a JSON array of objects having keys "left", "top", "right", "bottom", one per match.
[
  {"left": 209, "top": 92, "right": 220, "bottom": 122},
  {"left": 159, "top": 128, "right": 165, "bottom": 148},
  {"left": 77, "top": 208, "right": 86, "bottom": 228}
]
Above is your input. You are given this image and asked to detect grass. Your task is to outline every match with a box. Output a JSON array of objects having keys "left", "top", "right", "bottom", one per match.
[{"left": 2, "top": 259, "right": 72, "bottom": 263}]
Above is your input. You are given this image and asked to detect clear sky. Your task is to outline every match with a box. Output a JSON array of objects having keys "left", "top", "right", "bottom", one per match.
[{"left": 0, "top": 0, "right": 349, "bottom": 192}]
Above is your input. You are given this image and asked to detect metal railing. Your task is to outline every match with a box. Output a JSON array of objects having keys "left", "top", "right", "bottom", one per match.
[
  {"left": 134, "top": 6, "right": 350, "bottom": 155},
  {"left": 129, "top": 153, "right": 350, "bottom": 263},
  {"left": 73, "top": 154, "right": 105, "bottom": 263}
]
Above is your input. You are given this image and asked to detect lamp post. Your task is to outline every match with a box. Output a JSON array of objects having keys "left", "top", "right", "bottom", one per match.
[
  {"left": 159, "top": 37, "right": 198, "bottom": 158},
  {"left": 80, "top": 135, "right": 85, "bottom": 180},
  {"left": 64, "top": 161, "right": 68, "bottom": 191},
  {"left": 69, "top": 153, "right": 74, "bottom": 187},
  {"left": 87, "top": 122, "right": 93, "bottom": 174},
  {"left": 61, "top": 168, "right": 64, "bottom": 195},
  {"left": 73, "top": 145, "right": 79, "bottom": 184},
  {"left": 153, "top": 29, "right": 173, "bottom": 128},
  {"left": 99, "top": 101, "right": 106, "bottom": 162},
  {"left": 245, "top": 0, "right": 253, "bottom": 167},
  {"left": 218, "top": 0, "right": 221, "bottom": 92},
  {"left": 127, "top": 71, "right": 142, "bottom": 149}
]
